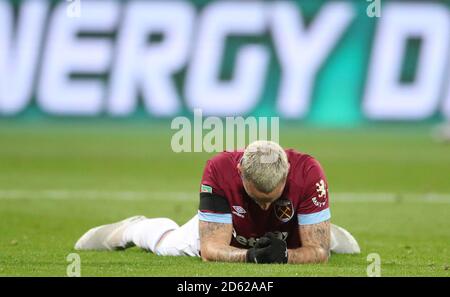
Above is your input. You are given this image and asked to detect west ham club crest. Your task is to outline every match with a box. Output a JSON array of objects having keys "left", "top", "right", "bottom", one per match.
[{"left": 274, "top": 199, "right": 294, "bottom": 222}]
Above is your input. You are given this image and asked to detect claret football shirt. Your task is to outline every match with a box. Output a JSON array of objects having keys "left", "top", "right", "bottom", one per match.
[{"left": 198, "top": 149, "right": 331, "bottom": 249}]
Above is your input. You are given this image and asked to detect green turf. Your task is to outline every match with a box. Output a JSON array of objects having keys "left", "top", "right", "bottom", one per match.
[{"left": 0, "top": 121, "right": 449, "bottom": 276}]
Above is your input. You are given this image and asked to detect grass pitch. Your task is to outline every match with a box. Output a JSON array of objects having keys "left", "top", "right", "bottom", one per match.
[{"left": 0, "top": 121, "right": 449, "bottom": 276}]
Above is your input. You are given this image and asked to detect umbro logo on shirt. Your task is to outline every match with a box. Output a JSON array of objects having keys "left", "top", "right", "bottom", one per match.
[{"left": 232, "top": 206, "right": 246, "bottom": 218}]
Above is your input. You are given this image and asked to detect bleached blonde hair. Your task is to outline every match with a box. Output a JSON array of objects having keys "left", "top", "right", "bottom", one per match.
[{"left": 240, "top": 140, "right": 289, "bottom": 193}]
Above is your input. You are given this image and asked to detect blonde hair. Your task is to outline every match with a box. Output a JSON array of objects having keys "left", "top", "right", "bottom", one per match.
[{"left": 240, "top": 140, "right": 289, "bottom": 193}]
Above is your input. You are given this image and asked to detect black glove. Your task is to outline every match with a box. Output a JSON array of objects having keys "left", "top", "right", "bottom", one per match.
[{"left": 246, "top": 232, "right": 288, "bottom": 264}]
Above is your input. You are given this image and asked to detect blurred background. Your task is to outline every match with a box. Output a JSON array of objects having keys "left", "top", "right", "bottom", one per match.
[{"left": 0, "top": 0, "right": 449, "bottom": 276}]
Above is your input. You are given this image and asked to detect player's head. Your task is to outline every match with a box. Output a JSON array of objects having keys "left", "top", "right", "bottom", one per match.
[{"left": 237, "top": 140, "right": 290, "bottom": 209}]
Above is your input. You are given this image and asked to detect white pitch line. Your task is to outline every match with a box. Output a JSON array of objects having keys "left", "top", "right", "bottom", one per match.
[
  {"left": 0, "top": 190, "right": 195, "bottom": 201},
  {"left": 0, "top": 190, "right": 450, "bottom": 203},
  {"left": 332, "top": 192, "right": 398, "bottom": 202}
]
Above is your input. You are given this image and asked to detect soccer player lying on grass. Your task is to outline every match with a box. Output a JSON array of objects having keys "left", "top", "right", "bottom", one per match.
[{"left": 75, "top": 141, "right": 360, "bottom": 264}]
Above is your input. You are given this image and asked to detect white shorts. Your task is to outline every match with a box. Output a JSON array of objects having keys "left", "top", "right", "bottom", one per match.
[{"left": 155, "top": 215, "right": 201, "bottom": 257}]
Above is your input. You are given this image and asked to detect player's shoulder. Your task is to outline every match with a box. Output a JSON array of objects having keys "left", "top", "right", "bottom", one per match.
[
  {"left": 206, "top": 150, "right": 243, "bottom": 168},
  {"left": 201, "top": 151, "right": 242, "bottom": 195},
  {"left": 285, "top": 149, "right": 325, "bottom": 182},
  {"left": 285, "top": 148, "right": 320, "bottom": 168}
]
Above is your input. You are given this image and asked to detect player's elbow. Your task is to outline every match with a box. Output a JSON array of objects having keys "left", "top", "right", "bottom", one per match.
[
  {"left": 293, "top": 246, "right": 329, "bottom": 264},
  {"left": 200, "top": 243, "right": 216, "bottom": 262},
  {"left": 200, "top": 250, "right": 212, "bottom": 262},
  {"left": 317, "top": 247, "right": 330, "bottom": 263}
]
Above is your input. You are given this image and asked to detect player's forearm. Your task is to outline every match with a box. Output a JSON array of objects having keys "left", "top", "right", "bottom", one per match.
[
  {"left": 199, "top": 221, "right": 247, "bottom": 263},
  {"left": 290, "top": 220, "right": 331, "bottom": 264},
  {"left": 287, "top": 246, "right": 329, "bottom": 264},
  {"left": 201, "top": 244, "right": 247, "bottom": 263}
]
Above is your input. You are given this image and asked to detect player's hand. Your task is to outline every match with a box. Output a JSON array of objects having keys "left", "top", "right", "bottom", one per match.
[{"left": 246, "top": 232, "right": 288, "bottom": 264}]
